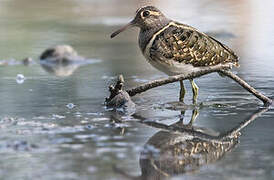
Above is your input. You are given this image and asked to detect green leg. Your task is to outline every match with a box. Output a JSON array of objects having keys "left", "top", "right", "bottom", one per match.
[
  {"left": 179, "top": 110, "right": 186, "bottom": 124},
  {"left": 179, "top": 80, "right": 186, "bottom": 102},
  {"left": 190, "top": 79, "right": 199, "bottom": 104},
  {"left": 189, "top": 109, "right": 199, "bottom": 126}
]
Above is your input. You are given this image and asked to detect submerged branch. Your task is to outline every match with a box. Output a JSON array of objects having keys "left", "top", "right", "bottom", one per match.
[{"left": 219, "top": 70, "right": 272, "bottom": 106}]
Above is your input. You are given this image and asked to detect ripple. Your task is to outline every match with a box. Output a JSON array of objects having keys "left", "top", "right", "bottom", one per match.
[
  {"left": 0, "top": 140, "right": 38, "bottom": 152},
  {"left": 52, "top": 114, "right": 66, "bottom": 119},
  {"left": 74, "top": 134, "right": 97, "bottom": 140}
]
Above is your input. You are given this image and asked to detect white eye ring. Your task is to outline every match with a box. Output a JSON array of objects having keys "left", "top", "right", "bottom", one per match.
[{"left": 142, "top": 10, "right": 150, "bottom": 17}]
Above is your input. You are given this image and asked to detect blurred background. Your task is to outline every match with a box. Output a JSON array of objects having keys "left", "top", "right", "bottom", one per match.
[{"left": 0, "top": 0, "right": 274, "bottom": 180}]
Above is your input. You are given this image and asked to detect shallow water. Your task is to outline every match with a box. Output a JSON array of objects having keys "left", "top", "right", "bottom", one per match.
[{"left": 0, "top": 0, "right": 274, "bottom": 180}]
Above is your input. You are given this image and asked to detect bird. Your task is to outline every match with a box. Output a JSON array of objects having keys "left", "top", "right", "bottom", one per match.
[{"left": 111, "top": 6, "right": 239, "bottom": 104}]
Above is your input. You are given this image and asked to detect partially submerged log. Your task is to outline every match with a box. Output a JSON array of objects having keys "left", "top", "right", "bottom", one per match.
[{"left": 105, "top": 75, "right": 135, "bottom": 111}]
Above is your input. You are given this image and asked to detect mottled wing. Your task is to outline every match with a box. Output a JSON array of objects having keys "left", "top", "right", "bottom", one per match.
[{"left": 149, "top": 22, "right": 239, "bottom": 67}]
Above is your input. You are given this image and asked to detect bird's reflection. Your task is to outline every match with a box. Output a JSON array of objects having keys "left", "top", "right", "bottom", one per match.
[
  {"left": 114, "top": 107, "right": 269, "bottom": 180},
  {"left": 138, "top": 129, "right": 237, "bottom": 180}
]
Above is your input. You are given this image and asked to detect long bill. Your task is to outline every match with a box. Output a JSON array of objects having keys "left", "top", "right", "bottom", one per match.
[{"left": 110, "top": 21, "right": 134, "bottom": 38}]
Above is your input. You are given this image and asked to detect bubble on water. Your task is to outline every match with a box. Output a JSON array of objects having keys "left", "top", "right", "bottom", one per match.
[
  {"left": 66, "top": 103, "right": 76, "bottom": 109},
  {"left": 16, "top": 74, "right": 25, "bottom": 84}
]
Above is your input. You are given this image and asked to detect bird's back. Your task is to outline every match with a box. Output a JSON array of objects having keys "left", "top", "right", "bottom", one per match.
[{"left": 145, "top": 22, "right": 239, "bottom": 69}]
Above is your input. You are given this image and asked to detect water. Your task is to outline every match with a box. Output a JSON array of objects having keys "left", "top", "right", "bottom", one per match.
[{"left": 0, "top": 0, "right": 274, "bottom": 179}]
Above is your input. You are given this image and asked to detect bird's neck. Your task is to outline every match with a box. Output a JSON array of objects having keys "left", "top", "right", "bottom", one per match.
[{"left": 138, "top": 19, "right": 171, "bottom": 53}]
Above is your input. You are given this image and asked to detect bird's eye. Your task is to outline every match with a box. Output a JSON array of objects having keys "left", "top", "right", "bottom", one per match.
[{"left": 142, "top": 10, "right": 150, "bottom": 17}]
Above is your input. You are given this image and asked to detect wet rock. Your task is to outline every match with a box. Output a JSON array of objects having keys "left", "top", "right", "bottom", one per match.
[
  {"left": 40, "top": 45, "right": 79, "bottom": 76},
  {"left": 105, "top": 75, "right": 135, "bottom": 113},
  {"left": 40, "top": 45, "right": 100, "bottom": 77},
  {"left": 107, "top": 91, "right": 133, "bottom": 109},
  {"left": 22, "top": 57, "right": 33, "bottom": 66},
  {"left": 40, "top": 45, "right": 81, "bottom": 62}
]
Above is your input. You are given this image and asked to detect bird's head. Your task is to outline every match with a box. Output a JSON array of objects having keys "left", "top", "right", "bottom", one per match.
[{"left": 111, "top": 6, "right": 168, "bottom": 38}]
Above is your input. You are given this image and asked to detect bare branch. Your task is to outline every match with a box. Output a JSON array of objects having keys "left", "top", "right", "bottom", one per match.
[
  {"left": 127, "top": 64, "right": 231, "bottom": 96},
  {"left": 125, "top": 65, "right": 272, "bottom": 106}
]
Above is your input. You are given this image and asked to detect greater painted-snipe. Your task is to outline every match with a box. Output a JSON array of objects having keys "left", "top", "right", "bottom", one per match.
[{"left": 111, "top": 6, "right": 239, "bottom": 104}]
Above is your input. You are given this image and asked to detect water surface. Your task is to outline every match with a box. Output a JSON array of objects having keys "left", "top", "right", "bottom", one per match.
[{"left": 0, "top": 0, "right": 274, "bottom": 180}]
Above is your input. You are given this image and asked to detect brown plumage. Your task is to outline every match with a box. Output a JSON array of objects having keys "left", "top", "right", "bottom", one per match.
[
  {"left": 149, "top": 22, "right": 239, "bottom": 67},
  {"left": 111, "top": 6, "right": 240, "bottom": 103}
]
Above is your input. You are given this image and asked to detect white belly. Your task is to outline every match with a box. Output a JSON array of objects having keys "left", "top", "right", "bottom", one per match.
[
  {"left": 142, "top": 22, "right": 201, "bottom": 76},
  {"left": 147, "top": 58, "right": 201, "bottom": 76},
  {"left": 143, "top": 50, "right": 228, "bottom": 77}
]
